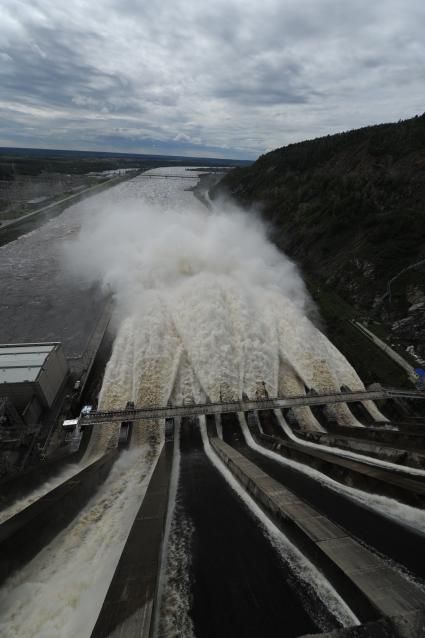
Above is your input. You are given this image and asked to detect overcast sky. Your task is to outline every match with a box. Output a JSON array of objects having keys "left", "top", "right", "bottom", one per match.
[{"left": 0, "top": 0, "right": 424, "bottom": 159}]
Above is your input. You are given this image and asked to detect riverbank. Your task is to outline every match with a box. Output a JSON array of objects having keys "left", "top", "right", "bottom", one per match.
[{"left": 0, "top": 169, "right": 142, "bottom": 246}]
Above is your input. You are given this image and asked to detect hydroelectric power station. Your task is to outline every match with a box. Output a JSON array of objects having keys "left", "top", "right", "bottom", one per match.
[{"left": 0, "top": 168, "right": 424, "bottom": 638}]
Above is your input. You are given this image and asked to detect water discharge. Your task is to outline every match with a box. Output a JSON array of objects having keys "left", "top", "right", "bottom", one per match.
[
  {"left": 240, "top": 412, "right": 425, "bottom": 533},
  {"left": 0, "top": 438, "right": 161, "bottom": 638},
  {"left": 65, "top": 169, "right": 374, "bottom": 419},
  {"left": 198, "top": 416, "right": 359, "bottom": 629},
  {"left": 0, "top": 167, "right": 390, "bottom": 636}
]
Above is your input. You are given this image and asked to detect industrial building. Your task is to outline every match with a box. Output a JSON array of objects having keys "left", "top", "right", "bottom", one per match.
[{"left": 0, "top": 342, "right": 69, "bottom": 425}]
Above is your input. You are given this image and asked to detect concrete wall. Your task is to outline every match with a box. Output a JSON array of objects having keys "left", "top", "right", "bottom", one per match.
[
  {"left": 211, "top": 438, "right": 425, "bottom": 623},
  {"left": 37, "top": 343, "right": 69, "bottom": 407},
  {"left": 91, "top": 439, "right": 173, "bottom": 638},
  {"left": 0, "top": 450, "right": 118, "bottom": 586},
  {"left": 301, "top": 609, "right": 425, "bottom": 637},
  {"left": 22, "top": 394, "right": 42, "bottom": 425}
]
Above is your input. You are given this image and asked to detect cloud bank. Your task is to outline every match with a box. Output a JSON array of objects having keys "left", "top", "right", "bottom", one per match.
[{"left": 0, "top": 0, "right": 424, "bottom": 158}]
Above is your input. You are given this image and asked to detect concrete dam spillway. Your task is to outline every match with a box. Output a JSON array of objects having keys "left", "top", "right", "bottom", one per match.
[{"left": 0, "top": 168, "right": 424, "bottom": 638}]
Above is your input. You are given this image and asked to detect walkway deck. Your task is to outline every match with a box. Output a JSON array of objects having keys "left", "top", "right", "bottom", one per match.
[{"left": 81, "top": 388, "right": 424, "bottom": 425}]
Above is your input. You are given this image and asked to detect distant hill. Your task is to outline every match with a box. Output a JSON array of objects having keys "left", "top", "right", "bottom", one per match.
[{"left": 214, "top": 114, "right": 425, "bottom": 366}]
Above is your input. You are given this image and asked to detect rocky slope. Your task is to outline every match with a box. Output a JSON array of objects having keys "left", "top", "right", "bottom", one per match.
[{"left": 213, "top": 114, "right": 425, "bottom": 366}]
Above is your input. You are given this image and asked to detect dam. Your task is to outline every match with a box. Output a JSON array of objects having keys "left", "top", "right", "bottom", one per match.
[{"left": 0, "top": 167, "right": 424, "bottom": 638}]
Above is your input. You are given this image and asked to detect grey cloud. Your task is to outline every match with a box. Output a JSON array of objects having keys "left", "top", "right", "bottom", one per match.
[
  {"left": 0, "top": 0, "right": 424, "bottom": 158},
  {"left": 213, "top": 58, "right": 314, "bottom": 105}
]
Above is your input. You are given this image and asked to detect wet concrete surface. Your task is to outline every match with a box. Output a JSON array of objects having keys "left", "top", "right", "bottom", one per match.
[
  {"left": 301, "top": 610, "right": 425, "bottom": 638},
  {"left": 212, "top": 438, "right": 425, "bottom": 622},
  {"left": 320, "top": 424, "right": 425, "bottom": 451},
  {"left": 176, "top": 420, "right": 334, "bottom": 638},
  {"left": 0, "top": 450, "right": 118, "bottom": 586},
  {"left": 221, "top": 416, "right": 425, "bottom": 582},
  {"left": 295, "top": 431, "right": 425, "bottom": 470},
  {"left": 255, "top": 414, "right": 425, "bottom": 504},
  {"left": 91, "top": 441, "right": 172, "bottom": 638}
]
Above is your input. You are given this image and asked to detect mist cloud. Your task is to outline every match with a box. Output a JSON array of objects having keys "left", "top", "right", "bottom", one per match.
[
  {"left": 62, "top": 178, "right": 366, "bottom": 407},
  {"left": 64, "top": 196, "right": 309, "bottom": 318}
]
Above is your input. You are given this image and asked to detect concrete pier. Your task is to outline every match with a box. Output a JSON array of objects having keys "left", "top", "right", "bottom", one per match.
[
  {"left": 253, "top": 428, "right": 425, "bottom": 506},
  {"left": 91, "top": 438, "right": 173, "bottom": 638},
  {"left": 296, "top": 430, "right": 425, "bottom": 469},
  {"left": 0, "top": 450, "right": 118, "bottom": 585},
  {"left": 323, "top": 424, "right": 425, "bottom": 450},
  {"left": 211, "top": 438, "right": 425, "bottom": 624}
]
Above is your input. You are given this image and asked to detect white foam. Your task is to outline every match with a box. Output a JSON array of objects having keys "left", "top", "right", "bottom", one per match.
[{"left": 62, "top": 170, "right": 377, "bottom": 411}]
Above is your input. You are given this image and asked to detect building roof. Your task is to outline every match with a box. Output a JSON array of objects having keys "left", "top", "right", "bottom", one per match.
[{"left": 0, "top": 343, "right": 59, "bottom": 385}]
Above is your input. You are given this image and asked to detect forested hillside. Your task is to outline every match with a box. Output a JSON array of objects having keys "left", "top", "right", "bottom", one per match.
[{"left": 213, "top": 114, "right": 425, "bottom": 369}]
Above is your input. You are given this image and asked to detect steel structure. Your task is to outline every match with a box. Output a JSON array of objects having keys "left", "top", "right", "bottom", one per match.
[
  {"left": 139, "top": 174, "right": 200, "bottom": 179},
  {"left": 79, "top": 387, "right": 424, "bottom": 425}
]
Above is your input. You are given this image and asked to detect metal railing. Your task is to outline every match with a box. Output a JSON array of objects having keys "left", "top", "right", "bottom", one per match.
[
  {"left": 138, "top": 174, "right": 199, "bottom": 179},
  {"left": 79, "top": 387, "right": 425, "bottom": 425}
]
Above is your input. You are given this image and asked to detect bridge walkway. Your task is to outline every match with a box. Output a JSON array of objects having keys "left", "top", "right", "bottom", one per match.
[{"left": 81, "top": 388, "right": 425, "bottom": 425}]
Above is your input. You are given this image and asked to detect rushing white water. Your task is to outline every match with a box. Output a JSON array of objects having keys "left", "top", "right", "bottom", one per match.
[
  {"left": 154, "top": 418, "right": 196, "bottom": 638},
  {"left": 238, "top": 412, "right": 425, "bottom": 534},
  {"left": 157, "top": 502, "right": 195, "bottom": 638},
  {"left": 0, "top": 440, "right": 161, "bottom": 638},
  {"left": 0, "top": 462, "right": 81, "bottom": 524},
  {"left": 65, "top": 168, "right": 377, "bottom": 421},
  {"left": 0, "top": 170, "right": 193, "bottom": 637},
  {"left": 0, "top": 166, "right": 396, "bottom": 636}
]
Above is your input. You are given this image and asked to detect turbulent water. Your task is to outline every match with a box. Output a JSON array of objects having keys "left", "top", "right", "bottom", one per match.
[
  {"left": 0, "top": 167, "right": 383, "bottom": 636},
  {"left": 66, "top": 168, "right": 375, "bottom": 432},
  {"left": 0, "top": 434, "right": 161, "bottom": 638}
]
